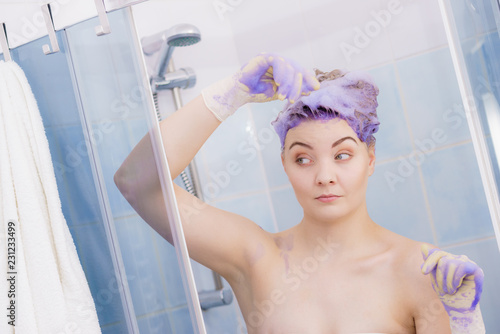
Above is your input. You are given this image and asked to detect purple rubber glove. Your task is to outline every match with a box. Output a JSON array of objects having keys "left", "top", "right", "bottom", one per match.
[
  {"left": 202, "top": 52, "right": 320, "bottom": 122},
  {"left": 421, "top": 244, "right": 483, "bottom": 314},
  {"left": 421, "top": 244, "right": 485, "bottom": 333}
]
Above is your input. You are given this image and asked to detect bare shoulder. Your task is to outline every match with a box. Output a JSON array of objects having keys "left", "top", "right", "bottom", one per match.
[
  {"left": 382, "top": 231, "right": 451, "bottom": 331},
  {"left": 383, "top": 232, "right": 435, "bottom": 294}
]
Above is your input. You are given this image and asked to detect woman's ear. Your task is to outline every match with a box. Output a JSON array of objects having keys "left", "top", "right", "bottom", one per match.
[
  {"left": 367, "top": 145, "right": 376, "bottom": 176},
  {"left": 281, "top": 152, "right": 286, "bottom": 171}
]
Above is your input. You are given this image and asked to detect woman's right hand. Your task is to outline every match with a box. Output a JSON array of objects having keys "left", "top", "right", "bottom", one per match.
[
  {"left": 202, "top": 52, "right": 320, "bottom": 122},
  {"left": 420, "top": 243, "right": 484, "bottom": 315}
]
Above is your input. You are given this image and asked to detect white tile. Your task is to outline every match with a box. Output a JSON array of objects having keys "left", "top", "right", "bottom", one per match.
[
  {"left": 52, "top": 0, "right": 97, "bottom": 31},
  {"left": 104, "top": 0, "right": 147, "bottom": 11},
  {"left": 0, "top": 3, "right": 47, "bottom": 48},
  {"left": 226, "top": 0, "right": 313, "bottom": 64},
  {"left": 300, "top": 0, "right": 393, "bottom": 71},
  {"left": 384, "top": 0, "right": 448, "bottom": 60}
]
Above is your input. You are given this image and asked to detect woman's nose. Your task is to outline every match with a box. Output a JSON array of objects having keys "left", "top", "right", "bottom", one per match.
[{"left": 315, "top": 162, "right": 336, "bottom": 185}]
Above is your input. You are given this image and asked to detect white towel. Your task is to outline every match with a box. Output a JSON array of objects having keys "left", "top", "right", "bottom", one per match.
[{"left": 0, "top": 60, "right": 101, "bottom": 334}]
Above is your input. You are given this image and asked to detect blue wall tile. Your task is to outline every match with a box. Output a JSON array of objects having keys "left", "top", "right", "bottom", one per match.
[
  {"left": 56, "top": 125, "right": 103, "bottom": 226},
  {"left": 128, "top": 117, "right": 150, "bottom": 146},
  {"left": 367, "top": 160, "right": 435, "bottom": 243},
  {"left": 203, "top": 302, "right": 241, "bottom": 334},
  {"left": 250, "top": 100, "right": 290, "bottom": 188},
  {"left": 200, "top": 106, "right": 267, "bottom": 199},
  {"left": 114, "top": 216, "right": 169, "bottom": 316},
  {"left": 397, "top": 48, "right": 472, "bottom": 148},
  {"left": 44, "top": 126, "right": 77, "bottom": 226},
  {"left": 170, "top": 307, "right": 195, "bottom": 333},
  {"left": 137, "top": 311, "right": 173, "bottom": 334},
  {"left": 213, "top": 192, "right": 276, "bottom": 232},
  {"left": 153, "top": 231, "right": 192, "bottom": 308},
  {"left": 100, "top": 321, "right": 129, "bottom": 334},
  {"left": 93, "top": 119, "right": 138, "bottom": 218},
  {"left": 420, "top": 143, "right": 494, "bottom": 245},
  {"left": 270, "top": 186, "right": 303, "bottom": 231},
  {"left": 368, "top": 64, "right": 413, "bottom": 161},
  {"left": 71, "top": 222, "right": 128, "bottom": 327}
]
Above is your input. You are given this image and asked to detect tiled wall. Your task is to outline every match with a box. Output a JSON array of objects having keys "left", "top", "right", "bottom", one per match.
[{"left": 132, "top": 0, "right": 500, "bottom": 331}]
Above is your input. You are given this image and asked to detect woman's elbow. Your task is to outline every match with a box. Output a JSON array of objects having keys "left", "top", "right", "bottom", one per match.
[{"left": 114, "top": 167, "right": 137, "bottom": 205}]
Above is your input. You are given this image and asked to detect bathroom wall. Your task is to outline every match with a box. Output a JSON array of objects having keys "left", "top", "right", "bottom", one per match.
[{"left": 132, "top": 0, "right": 500, "bottom": 331}]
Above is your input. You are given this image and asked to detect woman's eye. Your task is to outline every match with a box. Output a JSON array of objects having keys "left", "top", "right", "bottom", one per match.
[
  {"left": 296, "top": 157, "right": 311, "bottom": 165},
  {"left": 335, "top": 153, "right": 351, "bottom": 160}
]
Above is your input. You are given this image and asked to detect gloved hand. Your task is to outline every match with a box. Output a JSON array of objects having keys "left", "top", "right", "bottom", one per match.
[
  {"left": 420, "top": 243, "right": 484, "bottom": 315},
  {"left": 201, "top": 52, "right": 320, "bottom": 122}
]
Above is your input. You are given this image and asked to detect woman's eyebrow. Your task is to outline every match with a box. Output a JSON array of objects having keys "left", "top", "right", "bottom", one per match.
[
  {"left": 288, "top": 136, "right": 358, "bottom": 151},
  {"left": 332, "top": 136, "right": 358, "bottom": 147},
  {"left": 288, "top": 141, "right": 313, "bottom": 151}
]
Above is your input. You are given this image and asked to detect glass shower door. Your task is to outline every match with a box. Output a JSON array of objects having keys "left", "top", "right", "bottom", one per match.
[
  {"left": 63, "top": 8, "right": 205, "bottom": 333},
  {"left": 439, "top": 0, "right": 500, "bottom": 251},
  {"left": 7, "top": 7, "right": 206, "bottom": 333},
  {"left": 439, "top": 0, "right": 500, "bottom": 329}
]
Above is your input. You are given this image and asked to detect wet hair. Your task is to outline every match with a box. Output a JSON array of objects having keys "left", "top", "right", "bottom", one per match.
[{"left": 271, "top": 69, "right": 380, "bottom": 151}]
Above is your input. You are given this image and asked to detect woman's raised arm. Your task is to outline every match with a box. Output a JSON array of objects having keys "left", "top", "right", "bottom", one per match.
[{"left": 113, "top": 53, "right": 319, "bottom": 278}]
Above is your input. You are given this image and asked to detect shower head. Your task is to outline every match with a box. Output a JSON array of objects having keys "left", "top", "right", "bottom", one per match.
[
  {"left": 165, "top": 24, "right": 201, "bottom": 47},
  {"left": 141, "top": 23, "right": 201, "bottom": 79}
]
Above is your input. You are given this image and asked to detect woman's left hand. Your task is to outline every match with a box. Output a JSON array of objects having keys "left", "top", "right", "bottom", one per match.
[{"left": 420, "top": 243, "right": 484, "bottom": 315}]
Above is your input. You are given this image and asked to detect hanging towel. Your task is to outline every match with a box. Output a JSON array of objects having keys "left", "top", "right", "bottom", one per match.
[{"left": 0, "top": 60, "right": 101, "bottom": 334}]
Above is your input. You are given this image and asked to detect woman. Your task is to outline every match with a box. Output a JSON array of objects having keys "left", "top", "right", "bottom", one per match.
[{"left": 114, "top": 53, "right": 484, "bottom": 333}]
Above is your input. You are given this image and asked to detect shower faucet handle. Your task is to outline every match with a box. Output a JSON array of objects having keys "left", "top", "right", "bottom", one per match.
[
  {"left": 199, "top": 288, "right": 234, "bottom": 310},
  {"left": 153, "top": 67, "right": 197, "bottom": 91}
]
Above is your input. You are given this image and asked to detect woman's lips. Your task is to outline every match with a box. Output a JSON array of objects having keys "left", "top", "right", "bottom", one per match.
[{"left": 316, "top": 195, "right": 340, "bottom": 203}]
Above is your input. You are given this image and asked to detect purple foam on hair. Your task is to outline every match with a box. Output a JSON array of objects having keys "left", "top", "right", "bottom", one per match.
[{"left": 271, "top": 70, "right": 380, "bottom": 149}]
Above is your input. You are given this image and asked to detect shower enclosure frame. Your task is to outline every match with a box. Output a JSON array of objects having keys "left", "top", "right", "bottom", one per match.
[{"left": 439, "top": 0, "right": 500, "bottom": 252}]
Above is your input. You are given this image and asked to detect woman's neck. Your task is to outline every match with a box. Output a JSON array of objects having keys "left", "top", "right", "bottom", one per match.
[{"left": 295, "top": 205, "right": 382, "bottom": 258}]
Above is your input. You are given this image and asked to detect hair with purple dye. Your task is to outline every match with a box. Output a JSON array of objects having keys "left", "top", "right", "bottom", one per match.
[{"left": 271, "top": 69, "right": 380, "bottom": 151}]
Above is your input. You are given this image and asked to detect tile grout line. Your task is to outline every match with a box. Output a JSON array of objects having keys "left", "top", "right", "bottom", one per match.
[
  {"left": 375, "top": 137, "right": 475, "bottom": 166},
  {"left": 442, "top": 235, "right": 497, "bottom": 250}
]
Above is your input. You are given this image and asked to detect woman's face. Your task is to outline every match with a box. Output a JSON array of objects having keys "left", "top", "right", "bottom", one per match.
[{"left": 281, "top": 118, "right": 376, "bottom": 223}]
